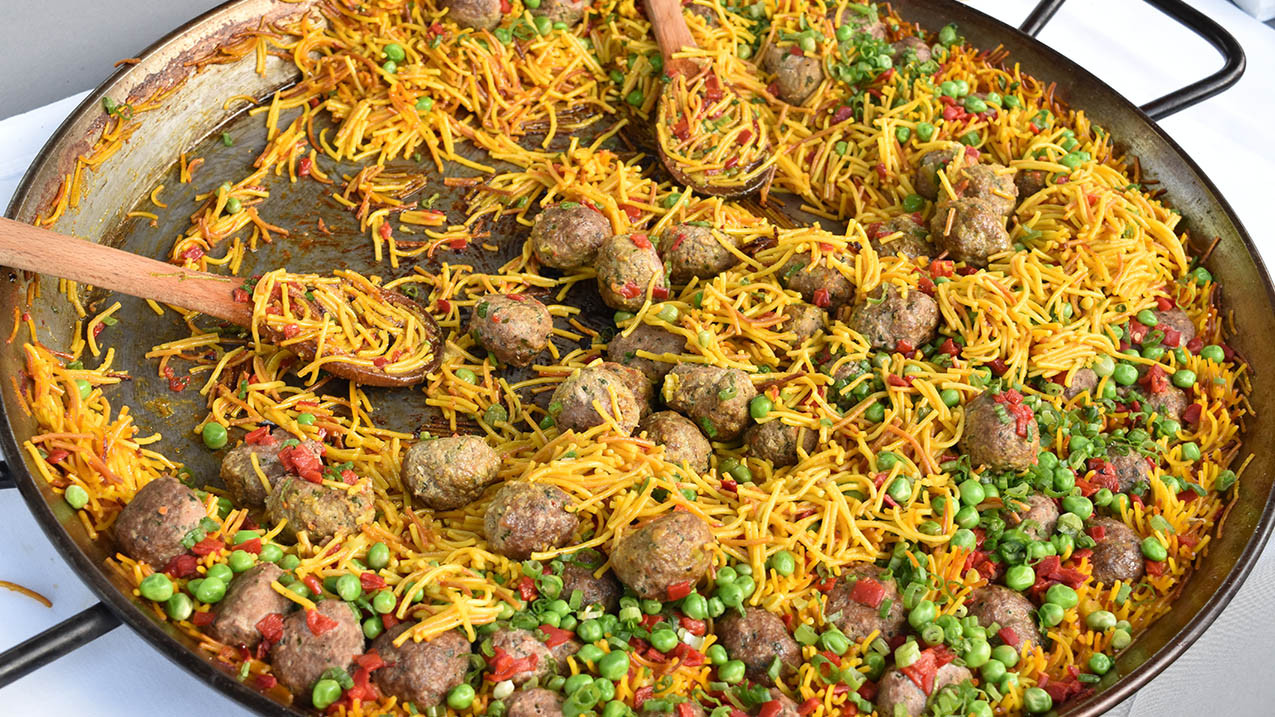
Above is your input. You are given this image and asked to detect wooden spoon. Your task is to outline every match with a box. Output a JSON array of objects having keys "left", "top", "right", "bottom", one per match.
[
  {"left": 0, "top": 216, "right": 442, "bottom": 387},
  {"left": 644, "top": 0, "right": 774, "bottom": 198}
]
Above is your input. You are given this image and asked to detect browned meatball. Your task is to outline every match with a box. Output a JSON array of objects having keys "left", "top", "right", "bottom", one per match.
[
  {"left": 823, "top": 564, "right": 907, "bottom": 643},
  {"left": 1106, "top": 449, "right": 1151, "bottom": 493},
  {"left": 663, "top": 364, "right": 757, "bottom": 441},
  {"left": 529, "top": 202, "right": 611, "bottom": 270},
  {"left": 876, "top": 663, "right": 972, "bottom": 717},
  {"left": 469, "top": 294, "right": 553, "bottom": 367},
  {"left": 600, "top": 361, "right": 652, "bottom": 419},
  {"left": 913, "top": 149, "right": 958, "bottom": 200},
  {"left": 403, "top": 435, "right": 500, "bottom": 511},
  {"left": 440, "top": 0, "right": 502, "bottom": 30},
  {"left": 372, "top": 624, "right": 471, "bottom": 709},
  {"left": 782, "top": 303, "right": 824, "bottom": 345},
  {"left": 606, "top": 323, "right": 686, "bottom": 383},
  {"left": 1152, "top": 307, "right": 1196, "bottom": 345},
  {"left": 831, "top": 6, "right": 885, "bottom": 39},
  {"left": 959, "top": 390, "right": 1039, "bottom": 471},
  {"left": 1015, "top": 168, "right": 1050, "bottom": 200},
  {"left": 685, "top": 1, "right": 718, "bottom": 25},
  {"left": 660, "top": 223, "right": 736, "bottom": 282},
  {"left": 1061, "top": 367, "right": 1099, "bottom": 400},
  {"left": 112, "top": 476, "right": 207, "bottom": 568},
  {"left": 219, "top": 429, "right": 323, "bottom": 507},
  {"left": 612, "top": 512, "right": 714, "bottom": 599},
  {"left": 266, "top": 477, "right": 375, "bottom": 543},
  {"left": 767, "top": 50, "right": 824, "bottom": 105},
  {"left": 780, "top": 251, "right": 854, "bottom": 310},
  {"left": 560, "top": 562, "right": 622, "bottom": 612},
  {"left": 1142, "top": 385, "right": 1188, "bottom": 422},
  {"left": 596, "top": 233, "right": 669, "bottom": 312},
  {"left": 930, "top": 197, "right": 1011, "bottom": 267},
  {"left": 841, "top": 284, "right": 939, "bottom": 352},
  {"left": 1090, "top": 517, "right": 1145, "bottom": 585},
  {"left": 638, "top": 411, "right": 712, "bottom": 473},
  {"left": 890, "top": 36, "right": 932, "bottom": 64},
  {"left": 507, "top": 688, "right": 564, "bottom": 717},
  {"left": 484, "top": 482, "right": 578, "bottom": 560},
  {"left": 870, "top": 215, "right": 932, "bottom": 259},
  {"left": 965, "top": 585, "right": 1043, "bottom": 649},
  {"left": 271, "top": 600, "right": 364, "bottom": 698},
  {"left": 958, "top": 163, "right": 1018, "bottom": 216},
  {"left": 211, "top": 563, "right": 291, "bottom": 648},
  {"left": 549, "top": 364, "right": 642, "bottom": 435},
  {"left": 1010, "top": 494, "right": 1058, "bottom": 540},
  {"left": 745, "top": 421, "right": 817, "bottom": 468},
  {"left": 715, "top": 607, "right": 800, "bottom": 686},
  {"left": 530, "top": 0, "right": 589, "bottom": 26},
  {"left": 489, "top": 628, "right": 552, "bottom": 685}
]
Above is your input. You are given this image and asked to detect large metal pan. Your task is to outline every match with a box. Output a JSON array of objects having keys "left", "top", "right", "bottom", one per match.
[{"left": 0, "top": 0, "right": 1265, "bottom": 715}]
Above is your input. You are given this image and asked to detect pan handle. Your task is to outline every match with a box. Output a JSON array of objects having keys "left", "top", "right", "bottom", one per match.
[
  {"left": 0, "top": 459, "right": 12, "bottom": 490},
  {"left": 1018, "top": 0, "right": 1246, "bottom": 120},
  {"left": 0, "top": 602, "right": 121, "bottom": 687}
]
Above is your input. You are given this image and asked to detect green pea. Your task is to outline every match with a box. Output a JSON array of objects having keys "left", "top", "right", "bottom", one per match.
[
  {"left": 336, "top": 574, "right": 362, "bottom": 602},
  {"left": 1113, "top": 363, "right": 1138, "bottom": 386},
  {"left": 1141, "top": 536, "right": 1168, "bottom": 561},
  {"left": 865, "top": 402, "right": 886, "bottom": 422},
  {"left": 75, "top": 378, "right": 92, "bottom": 400},
  {"left": 602, "top": 701, "right": 628, "bottom": 717},
  {"left": 1092, "top": 488, "right": 1114, "bottom": 508},
  {"left": 970, "top": 700, "right": 993, "bottom": 717},
  {"left": 991, "top": 644, "right": 1018, "bottom": 668},
  {"left": 1045, "top": 583, "right": 1078, "bottom": 609},
  {"left": 384, "top": 43, "right": 406, "bottom": 62},
  {"left": 958, "top": 478, "right": 985, "bottom": 506},
  {"left": 875, "top": 452, "right": 899, "bottom": 471},
  {"left": 312, "top": 678, "right": 343, "bottom": 709},
  {"left": 592, "top": 648, "right": 627, "bottom": 682},
  {"left": 902, "top": 194, "right": 925, "bottom": 212},
  {"left": 446, "top": 683, "right": 476, "bottom": 709},
  {"left": 1023, "top": 687, "right": 1052, "bottom": 713},
  {"left": 940, "top": 80, "right": 958, "bottom": 97},
  {"left": 1092, "top": 355, "right": 1116, "bottom": 377},
  {"left": 769, "top": 550, "right": 796, "bottom": 576},
  {"left": 1053, "top": 468, "right": 1076, "bottom": 492},
  {"left": 706, "top": 643, "right": 729, "bottom": 665},
  {"left": 735, "top": 574, "right": 756, "bottom": 598},
  {"left": 1172, "top": 369, "right": 1196, "bottom": 388},
  {"left": 650, "top": 628, "right": 678, "bottom": 653},
  {"left": 749, "top": 395, "right": 773, "bottom": 420},
  {"left": 228, "top": 549, "right": 256, "bottom": 573},
  {"left": 895, "top": 126, "right": 911, "bottom": 143},
  {"left": 1111, "top": 628, "right": 1132, "bottom": 650},
  {"left": 279, "top": 554, "right": 301, "bottom": 571},
  {"left": 577, "top": 644, "right": 605, "bottom": 665},
  {"left": 819, "top": 629, "right": 850, "bottom": 655},
  {"left": 718, "top": 659, "right": 746, "bottom": 684},
  {"left": 139, "top": 573, "right": 174, "bottom": 602},
  {"left": 940, "top": 388, "right": 961, "bottom": 407},
  {"left": 206, "top": 564, "right": 233, "bottom": 584},
  {"left": 963, "top": 96, "right": 987, "bottom": 113},
  {"left": 887, "top": 476, "right": 912, "bottom": 503},
  {"left": 64, "top": 484, "right": 89, "bottom": 510},
  {"left": 201, "top": 422, "right": 228, "bottom": 450},
  {"left": 363, "top": 542, "right": 390, "bottom": 570},
  {"left": 415, "top": 96, "right": 434, "bottom": 112},
  {"left": 715, "top": 566, "right": 738, "bottom": 586},
  {"left": 1178, "top": 441, "right": 1201, "bottom": 462},
  {"left": 1005, "top": 564, "right": 1035, "bottom": 592},
  {"left": 195, "top": 576, "right": 227, "bottom": 603},
  {"left": 908, "top": 600, "right": 937, "bottom": 629},
  {"left": 565, "top": 673, "right": 594, "bottom": 694},
  {"left": 1086, "top": 652, "right": 1112, "bottom": 676},
  {"left": 950, "top": 529, "right": 976, "bottom": 550},
  {"left": 954, "top": 505, "right": 979, "bottom": 529},
  {"left": 165, "top": 592, "right": 194, "bottom": 621},
  {"left": 625, "top": 90, "right": 643, "bottom": 106},
  {"left": 798, "top": 34, "right": 817, "bottom": 53},
  {"left": 1136, "top": 309, "right": 1159, "bottom": 327},
  {"left": 224, "top": 197, "right": 243, "bottom": 215},
  {"left": 366, "top": 590, "right": 394, "bottom": 615},
  {"left": 980, "top": 658, "right": 1006, "bottom": 684},
  {"left": 716, "top": 582, "right": 743, "bottom": 607},
  {"left": 1200, "top": 344, "right": 1225, "bottom": 363},
  {"left": 915, "top": 122, "right": 935, "bottom": 141},
  {"left": 454, "top": 368, "right": 478, "bottom": 385},
  {"left": 964, "top": 638, "right": 991, "bottom": 667},
  {"left": 1142, "top": 346, "right": 1165, "bottom": 361},
  {"left": 1061, "top": 496, "right": 1094, "bottom": 520},
  {"left": 1086, "top": 610, "right": 1117, "bottom": 631}
]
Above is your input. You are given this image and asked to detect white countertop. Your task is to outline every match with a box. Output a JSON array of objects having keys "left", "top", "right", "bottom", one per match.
[{"left": 1, "top": 1, "right": 1273, "bottom": 714}]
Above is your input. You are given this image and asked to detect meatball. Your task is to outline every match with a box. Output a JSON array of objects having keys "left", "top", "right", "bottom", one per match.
[
  {"left": 529, "top": 0, "right": 589, "bottom": 26},
  {"left": 782, "top": 303, "right": 824, "bottom": 345},
  {"left": 1142, "top": 385, "right": 1188, "bottom": 421},
  {"left": 1090, "top": 517, "right": 1145, "bottom": 585},
  {"left": 831, "top": 6, "right": 885, "bottom": 39},
  {"left": 219, "top": 429, "right": 323, "bottom": 507},
  {"left": 402, "top": 435, "right": 500, "bottom": 511},
  {"left": 685, "top": 1, "right": 719, "bottom": 26},
  {"left": 549, "top": 364, "right": 642, "bottom": 435},
  {"left": 440, "top": 0, "right": 502, "bottom": 30},
  {"left": 965, "top": 585, "right": 1043, "bottom": 649},
  {"left": 638, "top": 411, "right": 712, "bottom": 473},
  {"left": 930, "top": 197, "right": 1011, "bottom": 267},
  {"left": 560, "top": 562, "right": 622, "bottom": 612},
  {"left": 529, "top": 202, "right": 611, "bottom": 270},
  {"left": 1107, "top": 449, "right": 1151, "bottom": 493},
  {"left": 767, "top": 51, "right": 824, "bottom": 105},
  {"left": 745, "top": 421, "right": 817, "bottom": 468},
  {"left": 890, "top": 35, "right": 931, "bottom": 64},
  {"left": 715, "top": 607, "right": 800, "bottom": 686},
  {"left": 876, "top": 663, "right": 972, "bottom": 717},
  {"left": 959, "top": 390, "right": 1040, "bottom": 472},
  {"left": 660, "top": 223, "right": 736, "bottom": 282},
  {"left": 841, "top": 284, "right": 939, "bottom": 352},
  {"left": 600, "top": 361, "right": 652, "bottom": 418},
  {"left": 112, "top": 476, "right": 207, "bottom": 568},
  {"left": 484, "top": 482, "right": 578, "bottom": 560},
  {"left": 271, "top": 600, "right": 364, "bottom": 698},
  {"left": 469, "top": 294, "right": 553, "bottom": 367},
  {"left": 211, "top": 563, "right": 291, "bottom": 648},
  {"left": 507, "top": 688, "right": 564, "bottom": 717},
  {"left": 958, "top": 163, "right": 1018, "bottom": 216},
  {"left": 1010, "top": 494, "right": 1059, "bottom": 540},
  {"left": 663, "top": 364, "right": 757, "bottom": 441},
  {"left": 1015, "top": 169, "right": 1050, "bottom": 199},
  {"left": 870, "top": 215, "right": 931, "bottom": 259},
  {"left": 489, "top": 628, "right": 552, "bottom": 685},
  {"left": 1061, "top": 367, "right": 1099, "bottom": 400},
  {"left": 266, "top": 477, "right": 375, "bottom": 543},
  {"left": 780, "top": 251, "right": 854, "bottom": 310},
  {"left": 372, "top": 624, "right": 471, "bottom": 709},
  {"left": 596, "top": 233, "right": 669, "bottom": 312},
  {"left": 611, "top": 512, "right": 714, "bottom": 599},
  {"left": 606, "top": 323, "right": 686, "bottom": 383},
  {"left": 1152, "top": 307, "right": 1196, "bottom": 345},
  {"left": 913, "top": 149, "right": 958, "bottom": 200},
  {"left": 823, "top": 564, "right": 907, "bottom": 644}
]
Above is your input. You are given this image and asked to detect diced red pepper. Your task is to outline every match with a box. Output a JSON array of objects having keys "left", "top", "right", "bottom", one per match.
[
  {"left": 234, "top": 537, "right": 262, "bottom": 554},
  {"left": 254, "top": 673, "right": 277, "bottom": 690},
  {"left": 306, "top": 608, "right": 339, "bottom": 636},
  {"left": 359, "top": 572, "right": 387, "bottom": 591},
  {"left": 232, "top": 288, "right": 251, "bottom": 304},
  {"left": 499, "top": 0, "right": 511, "bottom": 13},
  {"left": 381, "top": 612, "right": 399, "bottom": 630},
  {"left": 798, "top": 698, "right": 821, "bottom": 716},
  {"left": 621, "top": 204, "right": 643, "bottom": 222},
  {"left": 812, "top": 288, "right": 831, "bottom": 308},
  {"left": 297, "top": 156, "right": 312, "bottom": 177},
  {"left": 651, "top": 285, "right": 670, "bottom": 300},
  {"left": 486, "top": 646, "right": 539, "bottom": 682},
  {"left": 244, "top": 427, "right": 274, "bottom": 445},
  {"left": 1162, "top": 327, "right": 1181, "bottom": 347},
  {"left": 448, "top": 238, "right": 468, "bottom": 250},
  {"left": 669, "top": 641, "right": 705, "bottom": 666},
  {"left": 939, "top": 338, "right": 960, "bottom": 357},
  {"left": 848, "top": 576, "right": 886, "bottom": 609},
  {"left": 1186, "top": 336, "right": 1203, "bottom": 353},
  {"left": 302, "top": 574, "right": 323, "bottom": 596},
  {"left": 895, "top": 340, "right": 915, "bottom": 355},
  {"left": 998, "top": 626, "right": 1019, "bottom": 647},
  {"left": 737, "top": 129, "right": 753, "bottom": 145},
  {"left": 886, "top": 374, "right": 913, "bottom": 388},
  {"left": 832, "top": 105, "right": 854, "bottom": 123},
  {"left": 666, "top": 581, "right": 692, "bottom": 601},
  {"left": 617, "top": 281, "right": 642, "bottom": 300},
  {"left": 758, "top": 701, "right": 783, "bottom": 717},
  {"left": 633, "top": 686, "right": 655, "bottom": 709},
  {"left": 163, "top": 553, "right": 200, "bottom": 578},
  {"left": 679, "top": 616, "right": 707, "bottom": 635},
  {"left": 720, "top": 478, "right": 738, "bottom": 494},
  {"left": 917, "top": 275, "right": 936, "bottom": 294},
  {"left": 515, "top": 575, "right": 538, "bottom": 602},
  {"left": 182, "top": 246, "right": 204, "bottom": 261},
  {"left": 630, "top": 233, "right": 652, "bottom": 249},
  {"left": 1141, "top": 364, "right": 1169, "bottom": 394},
  {"left": 192, "top": 610, "right": 216, "bottom": 627},
  {"left": 191, "top": 538, "right": 224, "bottom": 556},
  {"left": 378, "top": 222, "right": 392, "bottom": 241},
  {"left": 901, "top": 648, "right": 941, "bottom": 694},
  {"left": 676, "top": 705, "right": 698, "bottom": 717},
  {"left": 1088, "top": 524, "right": 1107, "bottom": 542},
  {"left": 45, "top": 449, "right": 69, "bottom": 465},
  {"left": 988, "top": 357, "right": 1008, "bottom": 376},
  {"left": 1156, "top": 296, "right": 1174, "bottom": 311},
  {"left": 256, "top": 613, "right": 284, "bottom": 645},
  {"left": 278, "top": 444, "right": 324, "bottom": 484},
  {"left": 540, "top": 625, "right": 575, "bottom": 648},
  {"left": 1145, "top": 559, "right": 1165, "bottom": 576},
  {"left": 1183, "top": 403, "right": 1203, "bottom": 426}
]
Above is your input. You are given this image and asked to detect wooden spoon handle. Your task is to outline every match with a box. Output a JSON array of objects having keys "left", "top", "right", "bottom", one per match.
[
  {"left": 0, "top": 216, "right": 251, "bottom": 326},
  {"left": 644, "top": 0, "right": 699, "bottom": 74}
]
